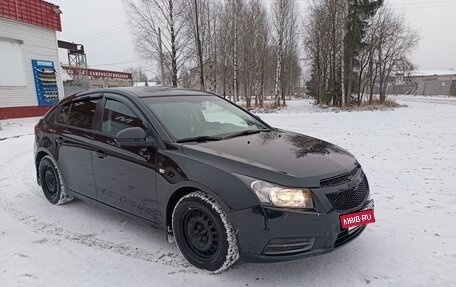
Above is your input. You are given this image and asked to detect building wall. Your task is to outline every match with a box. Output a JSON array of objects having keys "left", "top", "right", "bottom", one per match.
[
  {"left": 412, "top": 75, "right": 455, "bottom": 96},
  {"left": 0, "top": 17, "right": 63, "bottom": 109}
]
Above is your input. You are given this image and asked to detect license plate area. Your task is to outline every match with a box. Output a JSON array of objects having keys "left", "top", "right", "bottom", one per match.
[{"left": 340, "top": 209, "right": 375, "bottom": 229}]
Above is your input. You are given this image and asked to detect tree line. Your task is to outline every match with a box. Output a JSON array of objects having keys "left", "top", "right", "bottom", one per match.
[
  {"left": 125, "top": 0, "right": 419, "bottom": 107},
  {"left": 303, "top": 0, "right": 419, "bottom": 106}
]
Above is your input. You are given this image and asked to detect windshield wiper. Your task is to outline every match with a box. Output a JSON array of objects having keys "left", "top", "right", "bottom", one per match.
[
  {"left": 176, "top": 135, "right": 224, "bottom": 143},
  {"left": 223, "top": 128, "right": 271, "bottom": 140}
]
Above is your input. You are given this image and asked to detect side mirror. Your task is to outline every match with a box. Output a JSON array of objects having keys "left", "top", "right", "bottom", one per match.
[{"left": 115, "top": 127, "right": 147, "bottom": 146}]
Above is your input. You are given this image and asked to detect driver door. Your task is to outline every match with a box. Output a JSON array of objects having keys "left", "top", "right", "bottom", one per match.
[{"left": 91, "top": 93, "right": 159, "bottom": 221}]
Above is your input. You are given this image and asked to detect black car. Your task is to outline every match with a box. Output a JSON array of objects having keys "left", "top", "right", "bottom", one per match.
[{"left": 34, "top": 87, "right": 375, "bottom": 272}]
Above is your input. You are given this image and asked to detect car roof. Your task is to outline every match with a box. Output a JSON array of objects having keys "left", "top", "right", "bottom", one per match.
[{"left": 75, "top": 86, "right": 216, "bottom": 99}]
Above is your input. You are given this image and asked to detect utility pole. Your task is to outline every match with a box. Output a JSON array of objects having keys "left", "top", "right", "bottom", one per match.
[{"left": 158, "top": 27, "right": 166, "bottom": 86}]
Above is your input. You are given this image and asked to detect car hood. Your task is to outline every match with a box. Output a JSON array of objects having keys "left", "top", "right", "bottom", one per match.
[{"left": 181, "top": 130, "right": 358, "bottom": 187}]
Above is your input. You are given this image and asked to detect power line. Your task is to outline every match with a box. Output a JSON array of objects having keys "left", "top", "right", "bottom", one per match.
[
  {"left": 90, "top": 58, "right": 148, "bottom": 67},
  {"left": 65, "top": 23, "right": 126, "bottom": 39},
  {"left": 73, "top": 29, "right": 131, "bottom": 43},
  {"left": 71, "top": 27, "right": 130, "bottom": 42}
]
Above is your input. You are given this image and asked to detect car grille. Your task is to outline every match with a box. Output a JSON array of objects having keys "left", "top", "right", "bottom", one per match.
[
  {"left": 334, "top": 225, "right": 365, "bottom": 248},
  {"left": 326, "top": 177, "right": 368, "bottom": 211},
  {"left": 320, "top": 166, "right": 361, "bottom": 187}
]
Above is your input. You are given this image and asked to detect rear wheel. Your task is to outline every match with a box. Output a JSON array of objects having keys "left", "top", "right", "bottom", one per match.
[
  {"left": 39, "top": 156, "right": 73, "bottom": 205},
  {"left": 172, "top": 191, "right": 239, "bottom": 273}
]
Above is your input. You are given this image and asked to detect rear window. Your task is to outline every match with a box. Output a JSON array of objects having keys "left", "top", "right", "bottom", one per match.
[{"left": 58, "top": 99, "right": 99, "bottom": 130}]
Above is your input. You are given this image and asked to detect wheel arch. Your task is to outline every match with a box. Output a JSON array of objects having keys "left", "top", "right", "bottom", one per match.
[{"left": 35, "top": 149, "right": 51, "bottom": 185}]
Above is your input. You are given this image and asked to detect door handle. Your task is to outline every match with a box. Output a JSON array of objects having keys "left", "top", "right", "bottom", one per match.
[
  {"left": 94, "top": 150, "right": 107, "bottom": 159},
  {"left": 56, "top": 137, "right": 64, "bottom": 145}
]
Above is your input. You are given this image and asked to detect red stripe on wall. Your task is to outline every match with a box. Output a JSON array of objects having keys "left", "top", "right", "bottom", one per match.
[{"left": 0, "top": 106, "right": 51, "bottom": 119}]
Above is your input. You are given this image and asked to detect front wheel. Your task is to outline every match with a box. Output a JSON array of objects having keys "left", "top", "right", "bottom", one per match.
[{"left": 172, "top": 191, "right": 239, "bottom": 273}]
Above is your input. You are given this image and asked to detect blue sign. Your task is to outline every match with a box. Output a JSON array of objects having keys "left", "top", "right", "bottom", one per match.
[{"left": 32, "top": 60, "right": 59, "bottom": 106}]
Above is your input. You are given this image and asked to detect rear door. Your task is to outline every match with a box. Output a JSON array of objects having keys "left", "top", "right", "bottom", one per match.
[
  {"left": 91, "top": 93, "right": 159, "bottom": 221},
  {"left": 55, "top": 95, "right": 101, "bottom": 199}
]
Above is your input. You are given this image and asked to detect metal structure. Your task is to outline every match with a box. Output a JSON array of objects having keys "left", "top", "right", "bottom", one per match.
[{"left": 58, "top": 40, "right": 88, "bottom": 83}]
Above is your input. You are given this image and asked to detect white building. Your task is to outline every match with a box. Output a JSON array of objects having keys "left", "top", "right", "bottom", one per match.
[{"left": 0, "top": 0, "right": 63, "bottom": 119}]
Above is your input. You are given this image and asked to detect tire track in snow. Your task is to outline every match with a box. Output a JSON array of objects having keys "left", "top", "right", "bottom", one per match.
[
  {"left": 0, "top": 194, "right": 191, "bottom": 269},
  {"left": 0, "top": 136, "right": 196, "bottom": 273},
  {"left": 0, "top": 133, "right": 34, "bottom": 141}
]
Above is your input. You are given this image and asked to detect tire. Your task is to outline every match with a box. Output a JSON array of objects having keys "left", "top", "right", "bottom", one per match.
[
  {"left": 38, "top": 155, "right": 73, "bottom": 205},
  {"left": 172, "top": 191, "right": 239, "bottom": 273}
]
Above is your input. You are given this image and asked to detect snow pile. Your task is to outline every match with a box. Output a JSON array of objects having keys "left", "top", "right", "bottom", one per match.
[{"left": 0, "top": 96, "right": 455, "bottom": 286}]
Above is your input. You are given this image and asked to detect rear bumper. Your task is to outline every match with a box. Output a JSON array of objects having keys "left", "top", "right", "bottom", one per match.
[{"left": 228, "top": 200, "right": 373, "bottom": 263}]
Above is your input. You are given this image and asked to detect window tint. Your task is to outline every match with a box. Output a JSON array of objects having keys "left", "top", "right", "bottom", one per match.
[
  {"left": 58, "top": 102, "right": 71, "bottom": 124},
  {"left": 66, "top": 99, "right": 99, "bottom": 129},
  {"left": 101, "top": 99, "right": 145, "bottom": 137},
  {"left": 45, "top": 107, "right": 57, "bottom": 123}
]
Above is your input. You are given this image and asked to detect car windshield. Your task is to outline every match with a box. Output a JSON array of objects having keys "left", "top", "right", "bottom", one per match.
[{"left": 142, "top": 95, "right": 269, "bottom": 142}]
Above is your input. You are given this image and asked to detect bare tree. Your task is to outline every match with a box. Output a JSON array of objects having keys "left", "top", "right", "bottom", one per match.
[
  {"left": 124, "top": 0, "right": 301, "bottom": 108},
  {"left": 304, "top": 0, "right": 418, "bottom": 106},
  {"left": 304, "top": 0, "right": 345, "bottom": 106},
  {"left": 125, "top": 0, "right": 191, "bottom": 87},
  {"left": 124, "top": 66, "right": 148, "bottom": 84},
  {"left": 272, "top": 0, "right": 287, "bottom": 106},
  {"left": 374, "top": 6, "right": 419, "bottom": 102}
]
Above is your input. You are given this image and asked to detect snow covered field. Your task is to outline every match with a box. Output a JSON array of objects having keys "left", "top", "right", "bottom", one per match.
[{"left": 1, "top": 96, "right": 455, "bottom": 286}]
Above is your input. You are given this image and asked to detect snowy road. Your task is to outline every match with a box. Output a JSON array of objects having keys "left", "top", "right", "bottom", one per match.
[{"left": 1, "top": 96, "right": 455, "bottom": 286}]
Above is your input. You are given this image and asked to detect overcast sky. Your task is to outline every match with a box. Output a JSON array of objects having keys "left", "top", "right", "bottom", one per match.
[{"left": 52, "top": 0, "right": 456, "bottom": 77}]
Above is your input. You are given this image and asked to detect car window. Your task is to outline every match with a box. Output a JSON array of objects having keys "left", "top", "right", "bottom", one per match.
[
  {"left": 201, "top": 101, "right": 249, "bottom": 128},
  {"left": 45, "top": 106, "right": 57, "bottom": 123},
  {"left": 143, "top": 96, "right": 268, "bottom": 141},
  {"left": 101, "top": 99, "right": 145, "bottom": 137},
  {"left": 66, "top": 99, "right": 99, "bottom": 130},
  {"left": 57, "top": 102, "right": 71, "bottom": 124}
]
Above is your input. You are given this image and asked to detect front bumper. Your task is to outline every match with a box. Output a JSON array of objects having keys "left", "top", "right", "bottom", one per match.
[{"left": 228, "top": 199, "right": 374, "bottom": 263}]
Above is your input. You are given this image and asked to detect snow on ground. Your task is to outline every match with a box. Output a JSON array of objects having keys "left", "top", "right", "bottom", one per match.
[{"left": 1, "top": 96, "right": 455, "bottom": 286}]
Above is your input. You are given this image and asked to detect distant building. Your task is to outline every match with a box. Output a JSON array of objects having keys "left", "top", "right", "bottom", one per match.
[
  {"left": 61, "top": 66, "right": 133, "bottom": 96},
  {"left": 0, "top": 0, "right": 64, "bottom": 119},
  {"left": 392, "top": 70, "right": 456, "bottom": 96}
]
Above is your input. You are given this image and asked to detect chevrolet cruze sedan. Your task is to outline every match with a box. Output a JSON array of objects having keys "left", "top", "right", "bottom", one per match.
[{"left": 34, "top": 87, "right": 375, "bottom": 272}]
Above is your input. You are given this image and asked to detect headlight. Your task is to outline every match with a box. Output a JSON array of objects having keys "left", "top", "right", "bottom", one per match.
[{"left": 250, "top": 180, "right": 314, "bottom": 209}]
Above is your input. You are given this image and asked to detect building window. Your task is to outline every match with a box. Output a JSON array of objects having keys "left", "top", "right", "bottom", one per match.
[{"left": 0, "top": 39, "right": 26, "bottom": 87}]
